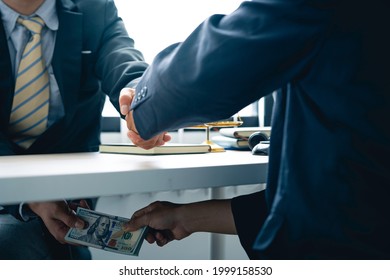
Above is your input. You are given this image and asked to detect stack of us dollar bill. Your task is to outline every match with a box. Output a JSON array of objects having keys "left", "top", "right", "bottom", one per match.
[{"left": 65, "top": 208, "right": 147, "bottom": 256}]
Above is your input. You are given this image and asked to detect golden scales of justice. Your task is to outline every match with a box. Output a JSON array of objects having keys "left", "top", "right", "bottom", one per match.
[{"left": 191, "top": 116, "right": 244, "bottom": 152}]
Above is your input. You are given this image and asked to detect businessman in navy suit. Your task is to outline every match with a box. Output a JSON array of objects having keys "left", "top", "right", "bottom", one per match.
[
  {"left": 0, "top": 0, "right": 148, "bottom": 259},
  {"left": 121, "top": 0, "right": 390, "bottom": 259}
]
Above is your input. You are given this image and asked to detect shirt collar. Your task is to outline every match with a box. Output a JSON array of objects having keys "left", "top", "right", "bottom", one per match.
[
  {"left": 0, "top": 1, "right": 20, "bottom": 39},
  {"left": 35, "top": 0, "right": 59, "bottom": 32},
  {"left": 0, "top": 0, "right": 58, "bottom": 38}
]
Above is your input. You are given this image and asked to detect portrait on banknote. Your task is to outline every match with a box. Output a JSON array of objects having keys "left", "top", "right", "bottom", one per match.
[{"left": 78, "top": 215, "right": 111, "bottom": 247}]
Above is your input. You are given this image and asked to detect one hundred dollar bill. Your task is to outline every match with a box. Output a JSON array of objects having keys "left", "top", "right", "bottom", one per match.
[{"left": 65, "top": 208, "right": 147, "bottom": 256}]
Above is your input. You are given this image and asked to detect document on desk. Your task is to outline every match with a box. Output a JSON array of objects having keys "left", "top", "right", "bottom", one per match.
[
  {"left": 99, "top": 143, "right": 211, "bottom": 155},
  {"left": 65, "top": 208, "right": 147, "bottom": 256}
]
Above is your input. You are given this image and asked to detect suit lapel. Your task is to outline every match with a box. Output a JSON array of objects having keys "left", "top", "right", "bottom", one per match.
[
  {"left": 52, "top": 0, "right": 82, "bottom": 116},
  {"left": 0, "top": 19, "right": 14, "bottom": 130}
]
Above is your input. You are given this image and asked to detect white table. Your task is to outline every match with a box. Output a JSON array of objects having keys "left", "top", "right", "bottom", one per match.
[{"left": 0, "top": 151, "right": 268, "bottom": 205}]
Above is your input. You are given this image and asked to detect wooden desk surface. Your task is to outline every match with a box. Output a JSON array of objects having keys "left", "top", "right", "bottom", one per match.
[{"left": 0, "top": 151, "right": 268, "bottom": 205}]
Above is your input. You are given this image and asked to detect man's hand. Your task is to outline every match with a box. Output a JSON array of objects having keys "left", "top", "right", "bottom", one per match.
[
  {"left": 123, "top": 201, "right": 191, "bottom": 247},
  {"left": 28, "top": 200, "right": 89, "bottom": 244},
  {"left": 119, "top": 88, "right": 171, "bottom": 149},
  {"left": 123, "top": 199, "right": 236, "bottom": 247}
]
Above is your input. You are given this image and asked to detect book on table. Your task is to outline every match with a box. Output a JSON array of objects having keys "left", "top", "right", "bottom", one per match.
[
  {"left": 211, "top": 135, "right": 250, "bottom": 150},
  {"left": 218, "top": 126, "right": 271, "bottom": 139},
  {"left": 99, "top": 143, "right": 211, "bottom": 155}
]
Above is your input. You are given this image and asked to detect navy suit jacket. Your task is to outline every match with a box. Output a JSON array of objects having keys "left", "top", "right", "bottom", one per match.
[
  {"left": 0, "top": 0, "right": 148, "bottom": 216},
  {"left": 130, "top": 0, "right": 390, "bottom": 259},
  {"left": 0, "top": 0, "right": 147, "bottom": 156}
]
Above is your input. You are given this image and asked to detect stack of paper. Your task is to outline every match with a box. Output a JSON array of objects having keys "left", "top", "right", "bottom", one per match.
[{"left": 212, "top": 127, "right": 271, "bottom": 150}]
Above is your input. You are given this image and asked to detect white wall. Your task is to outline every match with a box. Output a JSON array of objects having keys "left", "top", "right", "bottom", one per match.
[{"left": 114, "top": 0, "right": 244, "bottom": 63}]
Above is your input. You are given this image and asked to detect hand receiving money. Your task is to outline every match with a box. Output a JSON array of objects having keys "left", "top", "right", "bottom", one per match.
[{"left": 65, "top": 208, "right": 147, "bottom": 256}]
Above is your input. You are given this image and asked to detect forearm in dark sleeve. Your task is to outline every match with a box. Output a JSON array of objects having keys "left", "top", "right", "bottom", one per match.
[
  {"left": 0, "top": 134, "right": 24, "bottom": 219},
  {"left": 0, "top": 132, "right": 16, "bottom": 156},
  {"left": 231, "top": 190, "right": 268, "bottom": 259},
  {"left": 0, "top": 205, "right": 24, "bottom": 221}
]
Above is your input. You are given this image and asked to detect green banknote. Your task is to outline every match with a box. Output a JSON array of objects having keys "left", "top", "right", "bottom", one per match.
[{"left": 65, "top": 208, "right": 147, "bottom": 256}]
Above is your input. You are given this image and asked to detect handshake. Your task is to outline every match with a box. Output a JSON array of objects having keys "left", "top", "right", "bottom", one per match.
[{"left": 119, "top": 88, "right": 171, "bottom": 150}]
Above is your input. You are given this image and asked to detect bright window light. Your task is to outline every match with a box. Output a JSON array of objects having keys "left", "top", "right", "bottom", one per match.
[{"left": 115, "top": 0, "right": 245, "bottom": 63}]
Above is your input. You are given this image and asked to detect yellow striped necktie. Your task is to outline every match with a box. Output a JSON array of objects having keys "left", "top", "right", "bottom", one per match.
[{"left": 8, "top": 16, "right": 50, "bottom": 149}]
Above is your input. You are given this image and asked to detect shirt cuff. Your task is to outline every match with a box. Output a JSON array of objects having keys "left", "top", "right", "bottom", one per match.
[{"left": 19, "top": 202, "right": 38, "bottom": 222}]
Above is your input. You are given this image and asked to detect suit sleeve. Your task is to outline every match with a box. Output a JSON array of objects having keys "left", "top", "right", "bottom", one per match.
[
  {"left": 0, "top": 132, "right": 15, "bottom": 156},
  {"left": 94, "top": 0, "right": 148, "bottom": 113},
  {"left": 130, "top": 0, "right": 332, "bottom": 140},
  {"left": 231, "top": 191, "right": 268, "bottom": 259},
  {"left": 0, "top": 133, "right": 23, "bottom": 219}
]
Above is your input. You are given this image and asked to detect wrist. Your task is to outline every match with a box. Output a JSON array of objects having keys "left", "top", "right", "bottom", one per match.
[
  {"left": 180, "top": 201, "right": 211, "bottom": 234},
  {"left": 128, "top": 110, "right": 139, "bottom": 135},
  {"left": 182, "top": 200, "right": 236, "bottom": 234},
  {"left": 26, "top": 202, "right": 40, "bottom": 215},
  {"left": 20, "top": 203, "right": 38, "bottom": 221},
  {"left": 176, "top": 204, "right": 193, "bottom": 235}
]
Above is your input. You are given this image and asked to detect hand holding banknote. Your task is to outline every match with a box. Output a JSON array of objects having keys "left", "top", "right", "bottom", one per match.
[
  {"left": 65, "top": 208, "right": 147, "bottom": 256},
  {"left": 124, "top": 200, "right": 236, "bottom": 247}
]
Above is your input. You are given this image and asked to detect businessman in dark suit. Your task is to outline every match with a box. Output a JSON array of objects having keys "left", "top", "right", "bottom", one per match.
[
  {"left": 121, "top": 0, "right": 390, "bottom": 259},
  {"left": 0, "top": 0, "right": 148, "bottom": 259}
]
